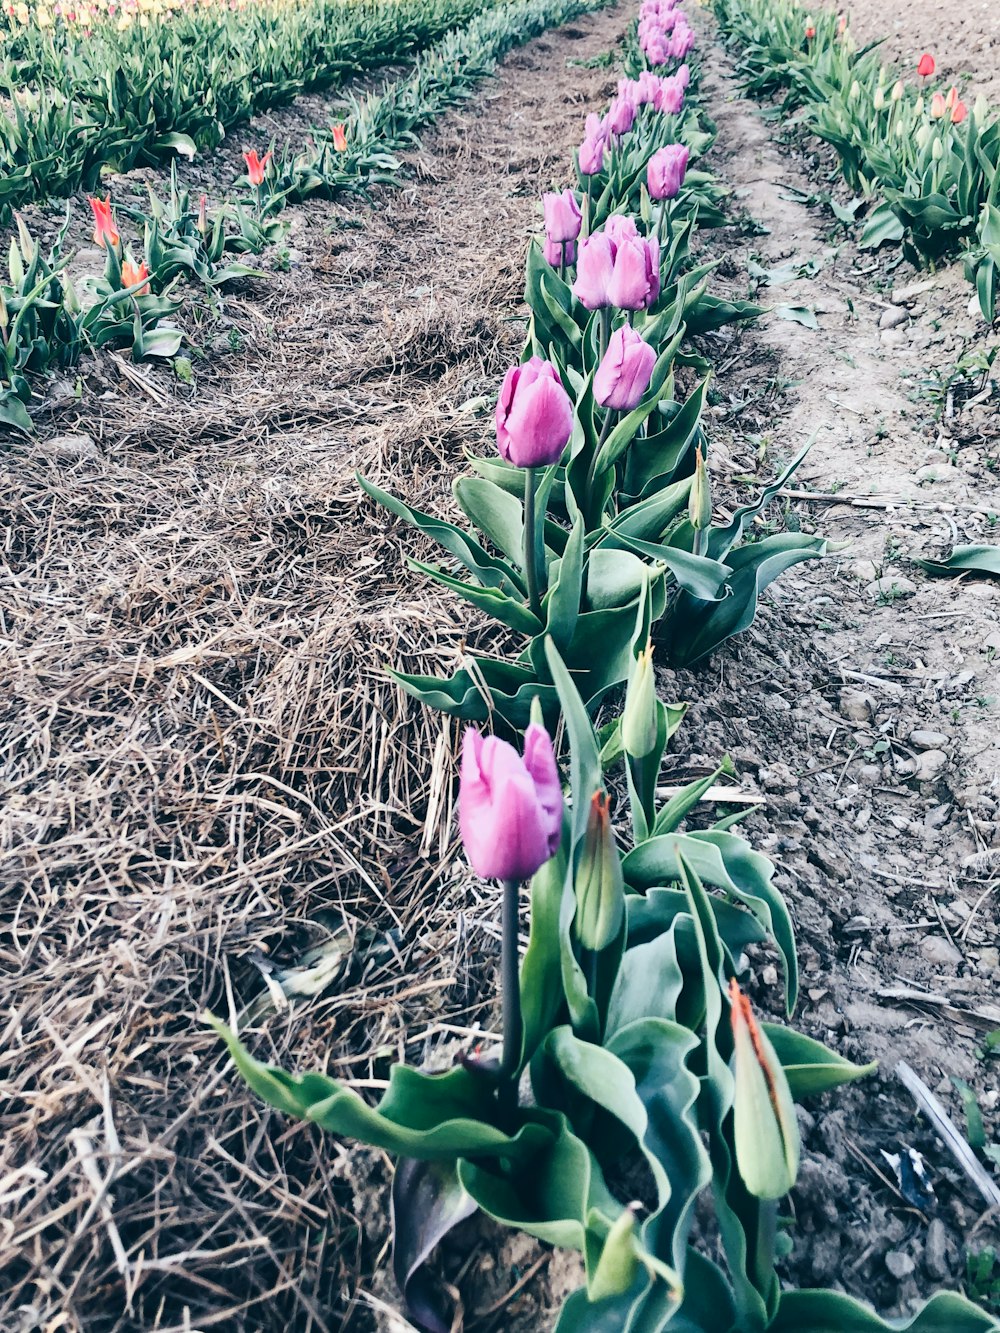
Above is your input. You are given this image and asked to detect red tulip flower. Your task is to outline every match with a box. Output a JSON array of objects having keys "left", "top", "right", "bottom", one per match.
[
  {"left": 952, "top": 98, "right": 968, "bottom": 124},
  {"left": 120, "top": 258, "right": 150, "bottom": 295},
  {"left": 243, "top": 149, "right": 271, "bottom": 186},
  {"left": 917, "top": 53, "right": 935, "bottom": 78},
  {"left": 804, "top": 23, "right": 816, "bottom": 39},
  {"left": 332, "top": 123, "right": 348, "bottom": 153},
  {"left": 88, "top": 195, "right": 120, "bottom": 250}
]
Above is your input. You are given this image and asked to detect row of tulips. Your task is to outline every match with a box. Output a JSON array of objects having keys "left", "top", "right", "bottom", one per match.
[
  {"left": 0, "top": 0, "right": 612, "bottom": 435},
  {"left": 216, "top": 7, "right": 999, "bottom": 1331},
  {"left": 712, "top": 0, "right": 1000, "bottom": 321},
  {"left": 0, "top": 0, "right": 501, "bottom": 216}
]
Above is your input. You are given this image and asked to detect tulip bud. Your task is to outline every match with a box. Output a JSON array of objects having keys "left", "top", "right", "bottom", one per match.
[
  {"left": 952, "top": 98, "right": 968, "bottom": 125},
  {"left": 916, "top": 123, "right": 932, "bottom": 149},
  {"left": 873, "top": 87, "right": 885, "bottom": 111},
  {"left": 730, "top": 979, "right": 801, "bottom": 1200},
  {"left": 891, "top": 79, "right": 904, "bottom": 102},
  {"left": 543, "top": 236, "right": 576, "bottom": 268},
  {"left": 332, "top": 123, "right": 348, "bottom": 153},
  {"left": 573, "top": 233, "right": 615, "bottom": 309},
  {"left": 458, "top": 723, "right": 563, "bottom": 882},
  {"left": 849, "top": 80, "right": 861, "bottom": 100},
  {"left": 604, "top": 93, "right": 636, "bottom": 138},
  {"left": 196, "top": 193, "right": 208, "bottom": 237},
  {"left": 588, "top": 1206, "right": 641, "bottom": 1301},
  {"left": 917, "top": 52, "right": 935, "bottom": 78},
  {"left": 88, "top": 195, "right": 120, "bottom": 250},
  {"left": 495, "top": 356, "right": 574, "bottom": 468},
  {"left": 688, "top": 446, "right": 711, "bottom": 530},
  {"left": 914, "top": 94, "right": 924, "bottom": 116},
  {"left": 975, "top": 94, "right": 989, "bottom": 123},
  {"left": 945, "top": 85, "right": 958, "bottom": 111},
  {"left": 573, "top": 791, "right": 625, "bottom": 952},
  {"left": 930, "top": 91, "right": 946, "bottom": 119},
  {"left": 621, "top": 642, "right": 658, "bottom": 759},
  {"left": 932, "top": 136, "right": 944, "bottom": 160}
]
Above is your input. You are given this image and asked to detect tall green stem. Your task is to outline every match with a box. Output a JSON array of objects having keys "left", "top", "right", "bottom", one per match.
[
  {"left": 598, "top": 306, "right": 612, "bottom": 363},
  {"left": 523, "top": 466, "right": 541, "bottom": 618},
  {"left": 498, "top": 876, "right": 523, "bottom": 1120}
]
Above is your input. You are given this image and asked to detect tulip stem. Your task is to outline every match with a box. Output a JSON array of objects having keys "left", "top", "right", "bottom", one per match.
[
  {"left": 559, "top": 240, "right": 566, "bottom": 283},
  {"left": 599, "top": 306, "right": 612, "bottom": 363},
  {"left": 498, "top": 876, "right": 523, "bottom": 1120},
  {"left": 523, "top": 466, "right": 542, "bottom": 618}
]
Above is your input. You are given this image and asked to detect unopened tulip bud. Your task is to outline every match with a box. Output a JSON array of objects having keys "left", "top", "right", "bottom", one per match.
[
  {"left": 952, "top": 99, "right": 968, "bottom": 125},
  {"left": 196, "top": 194, "right": 208, "bottom": 237},
  {"left": 647, "top": 143, "right": 689, "bottom": 200},
  {"left": 588, "top": 1206, "right": 641, "bottom": 1301},
  {"left": 914, "top": 95, "right": 924, "bottom": 116},
  {"left": 332, "top": 123, "right": 348, "bottom": 152},
  {"left": 930, "top": 91, "right": 946, "bottom": 118},
  {"left": 974, "top": 94, "right": 989, "bottom": 123},
  {"left": 891, "top": 79, "right": 904, "bottom": 102},
  {"left": 621, "top": 643, "right": 658, "bottom": 759},
  {"left": 849, "top": 80, "right": 861, "bottom": 100},
  {"left": 873, "top": 87, "right": 885, "bottom": 111},
  {"left": 916, "top": 123, "right": 932, "bottom": 149},
  {"left": 607, "top": 235, "right": 660, "bottom": 311},
  {"left": 573, "top": 791, "right": 625, "bottom": 953},
  {"left": 730, "top": 979, "right": 801, "bottom": 1200},
  {"left": 917, "top": 52, "right": 935, "bottom": 78},
  {"left": 688, "top": 445, "right": 711, "bottom": 530},
  {"left": 932, "top": 137, "right": 944, "bottom": 160}
]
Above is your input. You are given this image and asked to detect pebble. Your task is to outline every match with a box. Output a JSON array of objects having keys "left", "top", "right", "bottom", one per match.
[
  {"left": 891, "top": 278, "right": 936, "bottom": 305},
  {"left": 912, "top": 749, "right": 949, "bottom": 781},
  {"left": 879, "top": 306, "right": 909, "bottom": 330},
  {"left": 886, "top": 1250, "right": 916, "bottom": 1280},
  {"left": 881, "top": 328, "right": 907, "bottom": 348},
  {"left": 839, "top": 687, "right": 874, "bottom": 721},
  {"left": 920, "top": 935, "right": 963, "bottom": 968},
  {"left": 908, "top": 729, "right": 948, "bottom": 750},
  {"left": 924, "top": 1219, "right": 950, "bottom": 1281},
  {"left": 865, "top": 575, "right": 917, "bottom": 598},
  {"left": 914, "top": 463, "right": 965, "bottom": 483},
  {"left": 30, "top": 432, "right": 99, "bottom": 463},
  {"left": 848, "top": 558, "right": 880, "bottom": 583},
  {"left": 924, "top": 803, "right": 951, "bottom": 829}
]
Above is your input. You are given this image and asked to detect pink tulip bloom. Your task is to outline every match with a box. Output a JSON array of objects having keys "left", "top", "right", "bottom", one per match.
[
  {"left": 594, "top": 325, "right": 656, "bottom": 410},
  {"left": 604, "top": 213, "right": 640, "bottom": 246},
  {"left": 543, "top": 236, "right": 577, "bottom": 267},
  {"left": 605, "top": 93, "right": 637, "bottom": 138},
  {"left": 677, "top": 63, "right": 691, "bottom": 89},
  {"left": 607, "top": 235, "right": 660, "bottom": 311},
  {"left": 653, "top": 77, "right": 685, "bottom": 115},
  {"left": 648, "top": 143, "right": 689, "bottom": 199},
  {"left": 584, "top": 112, "right": 606, "bottom": 142},
  {"left": 495, "top": 356, "right": 575, "bottom": 468},
  {"left": 578, "top": 135, "right": 606, "bottom": 175},
  {"left": 930, "top": 91, "right": 946, "bottom": 118},
  {"left": 573, "top": 233, "right": 616, "bottom": 309},
  {"left": 459, "top": 724, "right": 563, "bottom": 881},
  {"left": 543, "top": 188, "right": 582, "bottom": 243}
]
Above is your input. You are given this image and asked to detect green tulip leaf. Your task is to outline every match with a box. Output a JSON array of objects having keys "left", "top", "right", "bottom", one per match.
[
  {"left": 761, "top": 1024, "right": 877, "bottom": 1097},
  {"left": 770, "top": 1290, "right": 1000, "bottom": 1331}
]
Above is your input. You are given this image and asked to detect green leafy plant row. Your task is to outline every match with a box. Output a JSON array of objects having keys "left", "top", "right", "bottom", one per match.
[
  {"left": 710, "top": 0, "right": 1000, "bottom": 322},
  {"left": 0, "top": 0, "right": 502, "bottom": 216}
]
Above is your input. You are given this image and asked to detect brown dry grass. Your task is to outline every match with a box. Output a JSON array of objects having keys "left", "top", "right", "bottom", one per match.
[{"left": 0, "top": 11, "right": 627, "bottom": 1331}]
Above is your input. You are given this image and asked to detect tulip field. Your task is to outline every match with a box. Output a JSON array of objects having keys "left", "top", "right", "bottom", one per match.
[{"left": 2, "top": 0, "right": 1000, "bottom": 1329}]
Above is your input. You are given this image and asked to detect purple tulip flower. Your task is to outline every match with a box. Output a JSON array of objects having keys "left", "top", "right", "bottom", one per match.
[
  {"left": 606, "top": 234, "right": 661, "bottom": 311},
  {"left": 594, "top": 325, "right": 657, "bottom": 410},
  {"left": 543, "top": 188, "right": 582, "bottom": 243},
  {"left": 459, "top": 723, "right": 563, "bottom": 881},
  {"left": 495, "top": 356, "right": 575, "bottom": 467},
  {"left": 648, "top": 143, "right": 689, "bottom": 199}
]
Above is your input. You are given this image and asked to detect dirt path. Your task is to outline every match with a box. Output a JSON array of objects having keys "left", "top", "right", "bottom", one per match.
[
  {"left": 0, "top": 10, "right": 629, "bottom": 1331},
  {"left": 669, "top": 29, "right": 1000, "bottom": 1313}
]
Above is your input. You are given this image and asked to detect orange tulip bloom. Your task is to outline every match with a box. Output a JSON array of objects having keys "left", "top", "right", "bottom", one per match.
[
  {"left": 121, "top": 258, "right": 150, "bottom": 295},
  {"left": 332, "top": 123, "right": 348, "bottom": 152},
  {"left": 952, "top": 99, "right": 968, "bottom": 124},
  {"left": 243, "top": 149, "right": 272, "bottom": 186},
  {"left": 917, "top": 53, "right": 935, "bottom": 77},
  {"left": 945, "top": 85, "right": 958, "bottom": 111},
  {"left": 88, "top": 195, "right": 120, "bottom": 249}
]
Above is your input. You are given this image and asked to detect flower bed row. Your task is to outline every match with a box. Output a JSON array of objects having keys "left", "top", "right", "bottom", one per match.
[
  {"left": 711, "top": 0, "right": 1000, "bottom": 322},
  {"left": 213, "top": 4, "right": 1000, "bottom": 1330},
  {"left": 0, "top": 0, "right": 612, "bottom": 436}
]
